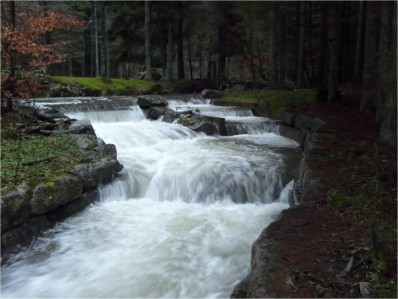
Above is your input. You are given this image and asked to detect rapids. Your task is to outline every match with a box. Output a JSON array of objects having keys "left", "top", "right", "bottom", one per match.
[{"left": 1, "top": 96, "right": 299, "bottom": 298}]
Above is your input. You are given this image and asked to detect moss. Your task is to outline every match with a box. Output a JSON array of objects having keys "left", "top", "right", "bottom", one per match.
[
  {"left": 1, "top": 135, "right": 84, "bottom": 193},
  {"left": 49, "top": 76, "right": 170, "bottom": 96},
  {"left": 223, "top": 89, "right": 316, "bottom": 110}
]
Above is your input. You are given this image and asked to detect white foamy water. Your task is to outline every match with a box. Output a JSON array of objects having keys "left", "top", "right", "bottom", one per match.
[{"left": 1, "top": 100, "right": 297, "bottom": 298}]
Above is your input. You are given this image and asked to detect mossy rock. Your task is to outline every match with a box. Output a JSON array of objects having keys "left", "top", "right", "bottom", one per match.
[
  {"left": 1, "top": 184, "right": 31, "bottom": 233},
  {"left": 31, "top": 175, "right": 83, "bottom": 215}
]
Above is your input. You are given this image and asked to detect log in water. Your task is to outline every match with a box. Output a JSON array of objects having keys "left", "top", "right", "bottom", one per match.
[{"left": 1, "top": 97, "right": 299, "bottom": 298}]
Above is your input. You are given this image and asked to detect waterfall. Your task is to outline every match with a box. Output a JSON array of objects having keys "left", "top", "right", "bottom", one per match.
[{"left": 1, "top": 97, "right": 299, "bottom": 298}]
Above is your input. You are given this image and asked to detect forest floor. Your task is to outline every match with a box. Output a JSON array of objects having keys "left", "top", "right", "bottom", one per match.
[{"left": 262, "top": 89, "right": 397, "bottom": 298}]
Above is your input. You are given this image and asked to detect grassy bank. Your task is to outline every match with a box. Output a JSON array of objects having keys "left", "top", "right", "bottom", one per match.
[
  {"left": 1, "top": 112, "right": 84, "bottom": 192},
  {"left": 49, "top": 76, "right": 171, "bottom": 96},
  {"left": 223, "top": 89, "right": 316, "bottom": 110}
]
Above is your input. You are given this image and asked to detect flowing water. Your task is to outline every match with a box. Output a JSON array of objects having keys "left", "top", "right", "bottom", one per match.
[{"left": 1, "top": 96, "right": 300, "bottom": 298}]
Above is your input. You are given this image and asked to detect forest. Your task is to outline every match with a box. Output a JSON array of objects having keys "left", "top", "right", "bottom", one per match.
[
  {"left": 1, "top": 1, "right": 397, "bottom": 298},
  {"left": 1, "top": 1, "right": 396, "bottom": 148}
]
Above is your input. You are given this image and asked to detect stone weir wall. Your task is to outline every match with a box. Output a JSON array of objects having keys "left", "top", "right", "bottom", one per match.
[
  {"left": 1, "top": 111, "right": 123, "bottom": 255},
  {"left": 231, "top": 105, "right": 333, "bottom": 298}
]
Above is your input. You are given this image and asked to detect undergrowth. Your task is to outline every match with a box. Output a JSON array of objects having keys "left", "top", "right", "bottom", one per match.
[
  {"left": 223, "top": 89, "right": 316, "bottom": 110},
  {"left": 1, "top": 134, "right": 84, "bottom": 192}
]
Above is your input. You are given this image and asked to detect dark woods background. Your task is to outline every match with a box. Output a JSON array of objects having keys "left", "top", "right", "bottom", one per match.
[{"left": 1, "top": 1, "right": 397, "bottom": 145}]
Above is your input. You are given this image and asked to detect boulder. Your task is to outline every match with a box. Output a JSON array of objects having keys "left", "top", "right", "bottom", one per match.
[
  {"left": 68, "top": 119, "right": 96, "bottom": 135},
  {"left": 137, "top": 95, "right": 167, "bottom": 109},
  {"left": 190, "top": 122, "right": 218, "bottom": 135},
  {"left": 46, "top": 189, "right": 99, "bottom": 222},
  {"left": 99, "top": 143, "right": 117, "bottom": 159},
  {"left": 1, "top": 184, "right": 31, "bottom": 232},
  {"left": 200, "top": 89, "right": 223, "bottom": 99},
  {"left": 25, "top": 122, "right": 56, "bottom": 134},
  {"left": 31, "top": 176, "right": 83, "bottom": 215},
  {"left": 72, "top": 134, "right": 98, "bottom": 150},
  {"left": 70, "top": 158, "right": 123, "bottom": 189},
  {"left": 1, "top": 216, "right": 53, "bottom": 252},
  {"left": 148, "top": 106, "right": 166, "bottom": 120},
  {"left": 231, "top": 275, "right": 249, "bottom": 298},
  {"left": 35, "top": 108, "right": 69, "bottom": 122},
  {"left": 162, "top": 108, "right": 181, "bottom": 123}
]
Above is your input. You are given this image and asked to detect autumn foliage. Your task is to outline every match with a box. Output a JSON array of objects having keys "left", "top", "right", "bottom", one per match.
[{"left": 1, "top": 2, "right": 83, "bottom": 108}]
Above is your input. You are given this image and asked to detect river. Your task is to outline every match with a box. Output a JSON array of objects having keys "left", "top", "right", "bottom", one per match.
[{"left": 1, "top": 96, "right": 299, "bottom": 298}]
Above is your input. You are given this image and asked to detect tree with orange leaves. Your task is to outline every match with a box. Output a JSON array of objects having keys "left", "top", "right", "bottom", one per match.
[{"left": 1, "top": 1, "right": 83, "bottom": 111}]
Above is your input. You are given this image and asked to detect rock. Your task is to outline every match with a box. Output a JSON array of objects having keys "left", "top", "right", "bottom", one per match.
[
  {"left": 200, "top": 89, "right": 223, "bottom": 99},
  {"left": 137, "top": 95, "right": 167, "bottom": 109},
  {"left": 98, "top": 143, "right": 117, "bottom": 159},
  {"left": 1, "top": 216, "right": 54, "bottom": 252},
  {"left": 1, "top": 184, "right": 31, "bottom": 233},
  {"left": 282, "top": 112, "right": 295, "bottom": 126},
  {"left": 46, "top": 189, "right": 99, "bottom": 222},
  {"left": 25, "top": 122, "right": 56, "bottom": 133},
  {"left": 35, "top": 108, "right": 69, "bottom": 122},
  {"left": 231, "top": 275, "right": 249, "bottom": 298},
  {"left": 191, "top": 122, "right": 218, "bottom": 135},
  {"left": 70, "top": 158, "right": 123, "bottom": 189},
  {"left": 162, "top": 108, "right": 181, "bottom": 123},
  {"left": 31, "top": 176, "right": 83, "bottom": 215},
  {"left": 68, "top": 119, "right": 96, "bottom": 135},
  {"left": 148, "top": 106, "right": 166, "bottom": 120},
  {"left": 48, "top": 85, "right": 81, "bottom": 97},
  {"left": 72, "top": 134, "right": 98, "bottom": 150}
]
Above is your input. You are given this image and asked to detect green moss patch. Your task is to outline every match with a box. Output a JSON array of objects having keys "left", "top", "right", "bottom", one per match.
[
  {"left": 49, "top": 76, "right": 171, "bottom": 95},
  {"left": 223, "top": 89, "right": 316, "bottom": 110},
  {"left": 1, "top": 135, "right": 84, "bottom": 193}
]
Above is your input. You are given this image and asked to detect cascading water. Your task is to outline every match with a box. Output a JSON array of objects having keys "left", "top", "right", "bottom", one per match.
[{"left": 1, "top": 96, "right": 299, "bottom": 298}]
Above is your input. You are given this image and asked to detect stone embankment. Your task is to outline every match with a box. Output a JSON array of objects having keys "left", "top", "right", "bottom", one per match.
[
  {"left": 231, "top": 106, "right": 331, "bottom": 298},
  {"left": 1, "top": 107, "right": 123, "bottom": 254}
]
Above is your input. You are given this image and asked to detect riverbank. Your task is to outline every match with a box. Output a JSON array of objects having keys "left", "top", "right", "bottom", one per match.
[
  {"left": 235, "top": 89, "right": 397, "bottom": 298},
  {"left": 1, "top": 88, "right": 396, "bottom": 297}
]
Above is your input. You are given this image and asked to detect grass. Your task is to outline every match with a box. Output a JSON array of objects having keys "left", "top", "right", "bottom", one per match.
[
  {"left": 223, "top": 89, "right": 317, "bottom": 110},
  {"left": 1, "top": 134, "right": 84, "bottom": 192},
  {"left": 49, "top": 76, "right": 171, "bottom": 95}
]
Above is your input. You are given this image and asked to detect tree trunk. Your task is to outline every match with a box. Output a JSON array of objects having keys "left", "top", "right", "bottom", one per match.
[
  {"left": 186, "top": 21, "right": 193, "bottom": 80},
  {"left": 67, "top": 58, "right": 73, "bottom": 77},
  {"left": 177, "top": 2, "right": 185, "bottom": 79},
  {"left": 316, "top": 2, "right": 328, "bottom": 101},
  {"left": 377, "top": 1, "right": 396, "bottom": 147},
  {"left": 249, "top": 31, "right": 257, "bottom": 83},
  {"left": 159, "top": 27, "right": 167, "bottom": 78},
  {"left": 353, "top": 1, "right": 365, "bottom": 86},
  {"left": 144, "top": 0, "right": 152, "bottom": 80},
  {"left": 94, "top": 2, "right": 99, "bottom": 77},
  {"left": 269, "top": 7, "right": 278, "bottom": 88},
  {"left": 217, "top": 25, "right": 226, "bottom": 81},
  {"left": 328, "top": 3, "right": 342, "bottom": 103},
  {"left": 102, "top": 4, "right": 110, "bottom": 78},
  {"left": 6, "top": 0, "right": 16, "bottom": 111},
  {"left": 280, "top": 5, "right": 286, "bottom": 85},
  {"left": 165, "top": 23, "right": 174, "bottom": 81},
  {"left": 307, "top": 2, "right": 315, "bottom": 85},
  {"left": 360, "top": 2, "right": 381, "bottom": 111},
  {"left": 297, "top": 2, "right": 306, "bottom": 88}
]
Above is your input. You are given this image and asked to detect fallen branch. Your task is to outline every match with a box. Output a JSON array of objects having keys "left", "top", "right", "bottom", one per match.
[{"left": 19, "top": 156, "right": 55, "bottom": 166}]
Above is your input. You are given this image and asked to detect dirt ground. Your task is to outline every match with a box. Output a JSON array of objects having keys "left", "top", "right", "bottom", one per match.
[{"left": 263, "top": 91, "right": 397, "bottom": 298}]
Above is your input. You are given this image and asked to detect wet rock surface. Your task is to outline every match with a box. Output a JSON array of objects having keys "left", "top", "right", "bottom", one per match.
[{"left": 176, "top": 112, "right": 227, "bottom": 136}]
